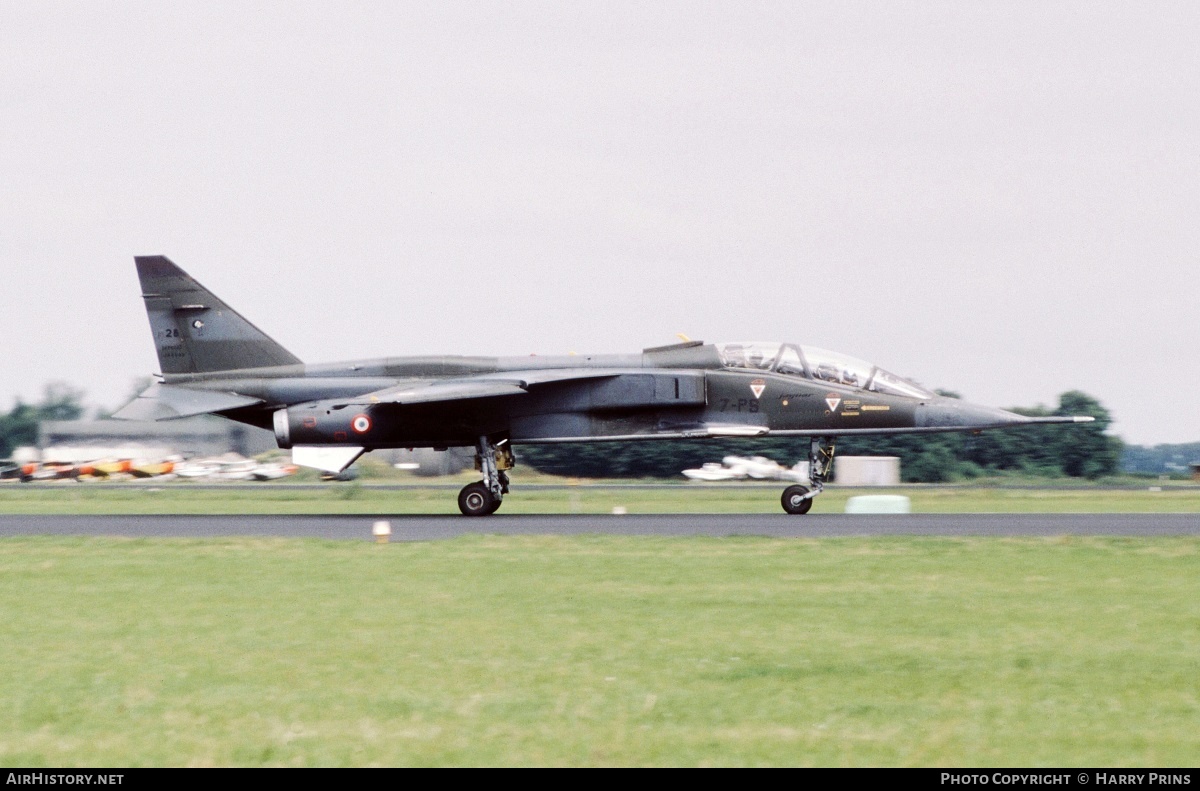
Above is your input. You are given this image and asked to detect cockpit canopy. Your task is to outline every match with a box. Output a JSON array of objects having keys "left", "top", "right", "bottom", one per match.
[{"left": 715, "top": 342, "right": 934, "bottom": 399}]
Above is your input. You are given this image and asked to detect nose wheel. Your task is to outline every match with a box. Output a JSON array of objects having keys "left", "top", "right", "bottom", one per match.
[
  {"left": 781, "top": 485, "right": 813, "bottom": 514},
  {"left": 780, "top": 437, "right": 836, "bottom": 515},
  {"left": 458, "top": 436, "right": 513, "bottom": 516}
]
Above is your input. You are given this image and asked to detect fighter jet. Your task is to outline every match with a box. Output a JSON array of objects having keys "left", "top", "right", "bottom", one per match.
[{"left": 115, "top": 256, "right": 1093, "bottom": 515}]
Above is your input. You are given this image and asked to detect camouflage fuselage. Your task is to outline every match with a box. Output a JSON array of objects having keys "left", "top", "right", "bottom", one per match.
[{"left": 164, "top": 343, "right": 1016, "bottom": 451}]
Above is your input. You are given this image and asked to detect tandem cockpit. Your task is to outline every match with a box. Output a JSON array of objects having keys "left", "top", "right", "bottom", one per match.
[{"left": 715, "top": 342, "right": 934, "bottom": 400}]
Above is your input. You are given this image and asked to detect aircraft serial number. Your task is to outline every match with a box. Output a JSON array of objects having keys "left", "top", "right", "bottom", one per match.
[{"left": 718, "top": 398, "right": 759, "bottom": 413}]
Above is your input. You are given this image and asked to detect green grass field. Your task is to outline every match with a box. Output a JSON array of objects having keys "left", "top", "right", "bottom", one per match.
[
  {"left": 1, "top": 534, "right": 1198, "bottom": 766},
  {"left": 1, "top": 481, "right": 1199, "bottom": 514}
]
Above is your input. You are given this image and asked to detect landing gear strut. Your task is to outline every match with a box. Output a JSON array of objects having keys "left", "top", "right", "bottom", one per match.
[
  {"left": 458, "top": 436, "right": 514, "bottom": 516},
  {"left": 781, "top": 436, "right": 836, "bottom": 515}
]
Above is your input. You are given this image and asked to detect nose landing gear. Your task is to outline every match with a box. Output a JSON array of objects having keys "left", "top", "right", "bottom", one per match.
[
  {"left": 781, "top": 484, "right": 814, "bottom": 514},
  {"left": 458, "top": 436, "right": 514, "bottom": 516},
  {"left": 781, "top": 436, "right": 836, "bottom": 515}
]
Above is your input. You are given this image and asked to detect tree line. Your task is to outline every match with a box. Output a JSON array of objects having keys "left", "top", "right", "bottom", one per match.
[
  {"left": 1122, "top": 443, "right": 1200, "bottom": 476},
  {"left": 517, "top": 391, "right": 1123, "bottom": 482},
  {"left": 0, "top": 384, "right": 86, "bottom": 459},
  {"left": 0, "top": 385, "right": 1134, "bottom": 482}
]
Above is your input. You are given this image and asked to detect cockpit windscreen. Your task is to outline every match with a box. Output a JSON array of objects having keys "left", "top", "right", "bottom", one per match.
[
  {"left": 716, "top": 342, "right": 933, "bottom": 400},
  {"left": 715, "top": 342, "right": 782, "bottom": 371}
]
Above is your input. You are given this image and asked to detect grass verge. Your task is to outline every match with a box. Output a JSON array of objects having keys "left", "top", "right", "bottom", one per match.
[
  {"left": 1, "top": 482, "right": 1199, "bottom": 514},
  {"left": 0, "top": 534, "right": 1197, "bottom": 766}
]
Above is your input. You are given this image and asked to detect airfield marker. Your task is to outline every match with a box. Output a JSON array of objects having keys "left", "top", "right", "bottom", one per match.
[{"left": 372, "top": 520, "right": 392, "bottom": 543}]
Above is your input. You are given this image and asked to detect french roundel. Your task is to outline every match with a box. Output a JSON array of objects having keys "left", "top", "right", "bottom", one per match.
[{"left": 351, "top": 414, "right": 372, "bottom": 434}]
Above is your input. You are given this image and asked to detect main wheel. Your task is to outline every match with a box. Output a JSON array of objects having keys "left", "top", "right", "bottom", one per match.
[
  {"left": 781, "top": 485, "right": 813, "bottom": 515},
  {"left": 458, "top": 482, "right": 499, "bottom": 516}
]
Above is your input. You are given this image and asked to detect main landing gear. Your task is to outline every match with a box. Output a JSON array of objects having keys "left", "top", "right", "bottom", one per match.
[
  {"left": 458, "top": 436, "right": 514, "bottom": 516},
  {"left": 781, "top": 436, "right": 836, "bottom": 515}
]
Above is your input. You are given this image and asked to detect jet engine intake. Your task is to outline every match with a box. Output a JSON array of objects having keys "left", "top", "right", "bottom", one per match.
[{"left": 273, "top": 408, "right": 290, "bottom": 448}]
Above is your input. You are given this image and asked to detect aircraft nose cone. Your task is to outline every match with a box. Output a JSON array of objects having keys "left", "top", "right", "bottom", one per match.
[{"left": 915, "top": 399, "right": 1029, "bottom": 429}]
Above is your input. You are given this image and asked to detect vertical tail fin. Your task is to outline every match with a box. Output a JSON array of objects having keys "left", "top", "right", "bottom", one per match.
[{"left": 135, "top": 255, "right": 302, "bottom": 375}]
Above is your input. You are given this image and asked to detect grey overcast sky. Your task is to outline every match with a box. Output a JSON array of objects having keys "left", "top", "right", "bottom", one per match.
[{"left": 1, "top": 1, "right": 1197, "bottom": 444}]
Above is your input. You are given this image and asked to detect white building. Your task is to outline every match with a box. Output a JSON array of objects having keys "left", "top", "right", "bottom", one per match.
[{"left": 835, "top": 456, "right": 901, "bottom": 486}]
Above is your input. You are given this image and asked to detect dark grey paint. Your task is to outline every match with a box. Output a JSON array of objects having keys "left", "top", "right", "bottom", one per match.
[{"left": 117, "top": 256, "right": 1083, "bottom": 451}]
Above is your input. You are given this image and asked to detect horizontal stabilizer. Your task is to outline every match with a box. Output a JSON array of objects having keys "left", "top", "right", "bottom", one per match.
[
  {"left": 292, "top": 446, "right": 364, "bottom": 474},
  {"left": 112, "top": 383, "right": 263, "bottom": 421}
]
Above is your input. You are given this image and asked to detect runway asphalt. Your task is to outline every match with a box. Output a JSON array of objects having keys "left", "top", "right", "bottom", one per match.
[{"left": 1, "top": 513, "right": 1198, "bottom": 540}]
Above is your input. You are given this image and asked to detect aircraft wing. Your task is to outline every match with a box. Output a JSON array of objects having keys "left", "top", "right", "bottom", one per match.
[
  {"left": 495, "top": 369, "right": 625, "bottom": 387},
  {"left": 344, "top": 370, "right": 622, "bottom": 406},
  {"left": 357, "top": 379, "right": 529, "bottom": 405},
  {"left": 112, "top": 383, "right": 264, "bottom": 421}
]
